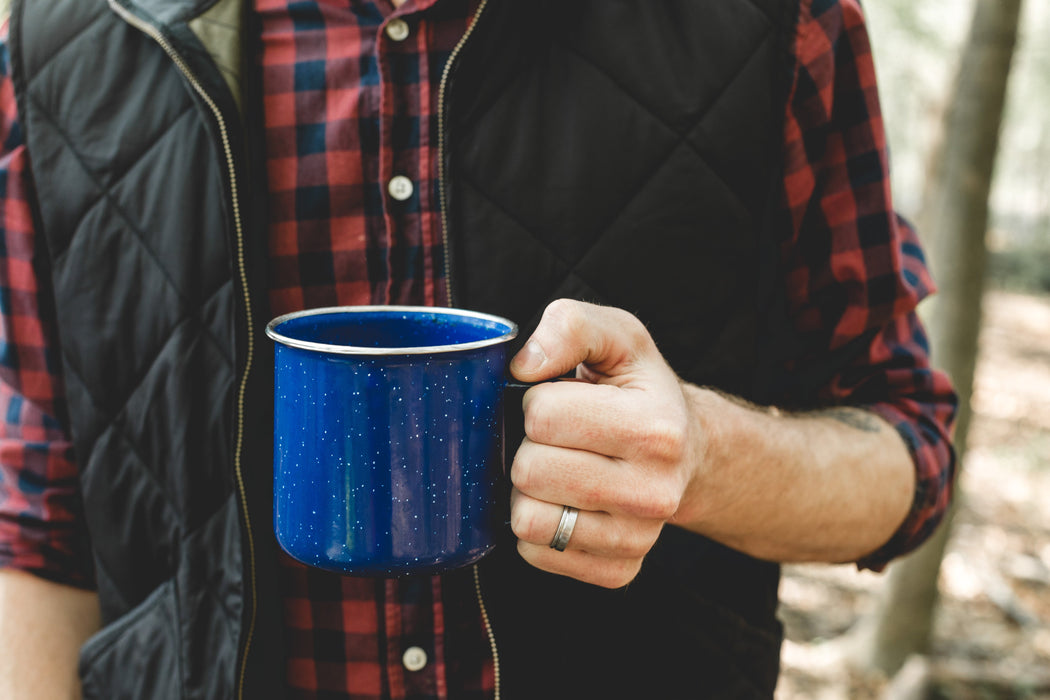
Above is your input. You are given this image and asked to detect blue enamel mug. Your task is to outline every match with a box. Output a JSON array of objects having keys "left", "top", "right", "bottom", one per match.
[{"left": 265, "top": 306, "right": 518, "bottom": 576}]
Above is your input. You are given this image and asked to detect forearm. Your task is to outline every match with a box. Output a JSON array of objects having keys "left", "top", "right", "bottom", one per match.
[
  {"left": 674, "top": 384, "right": 915, "bottom": 564},
  {"left": 0, "top": 569, "right": 100, "bottom": 700}
]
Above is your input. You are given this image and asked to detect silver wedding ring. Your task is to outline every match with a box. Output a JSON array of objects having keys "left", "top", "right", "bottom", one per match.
[{"left": 549, "top": 505, "right": 579, "bottom": 552}]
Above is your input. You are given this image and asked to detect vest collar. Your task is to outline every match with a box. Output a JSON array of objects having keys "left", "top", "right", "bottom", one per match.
[
  {"left": 111, "top": 0, "right": 217, "bottom": 26},
  {"left": 107, "top": 0, "right": 245, "bottom": 115}
]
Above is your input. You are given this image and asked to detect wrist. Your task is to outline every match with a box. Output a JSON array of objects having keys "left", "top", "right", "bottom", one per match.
[
  {"left": 675, "top": 384, "right": 741, "bottom": 528},
  {"left": 674, "top": 385, "right": 789, "bottom": 533}
]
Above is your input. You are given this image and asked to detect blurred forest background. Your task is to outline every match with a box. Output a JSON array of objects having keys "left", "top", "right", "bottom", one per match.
[{"left": 776, "top": 0, "right": 1050, "bottom": 698}]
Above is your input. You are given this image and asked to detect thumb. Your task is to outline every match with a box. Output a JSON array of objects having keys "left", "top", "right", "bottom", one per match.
[{"left": 509, "top": 300, "right": 656, "bottom": 383}]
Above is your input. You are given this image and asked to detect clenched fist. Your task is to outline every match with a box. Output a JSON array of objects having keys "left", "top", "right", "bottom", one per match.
[{"left": 507, "top": 299, "right": 705, "bottom": 589}]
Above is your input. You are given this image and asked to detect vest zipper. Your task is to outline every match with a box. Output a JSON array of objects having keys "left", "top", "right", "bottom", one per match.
[
  {"left": 438, "top": 4, "right": 502, "bottom": 695},
  {"left": 106, "top": 4, "right": 259, "bottom": 699},
  {"left": 473, "top": 563, "right": 501, "bottom": 700},
  {"left": 437, "top": 0, "right": 490, "bottom": 307}
]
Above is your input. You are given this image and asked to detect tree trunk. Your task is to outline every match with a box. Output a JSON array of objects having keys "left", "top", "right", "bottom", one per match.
[{"left": 847, "top": 0, "right": 1024, "bottom": 675}]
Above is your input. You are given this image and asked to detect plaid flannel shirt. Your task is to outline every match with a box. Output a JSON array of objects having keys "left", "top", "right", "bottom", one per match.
[{"left": 0, "top": 0, "right": 956, "bottom": 696}]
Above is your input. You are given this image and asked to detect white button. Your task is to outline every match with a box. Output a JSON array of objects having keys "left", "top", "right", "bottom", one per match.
[
  {"left": 402, "top": 646, "right": 428, "bottom": 672},
  {"left": 388, "top": 175, "right": 414, "bottom": 201},
  {"left": 385, "top": 19, "right": 410, "bottom": 42}
]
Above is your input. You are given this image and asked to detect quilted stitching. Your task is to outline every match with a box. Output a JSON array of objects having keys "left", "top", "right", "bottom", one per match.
[
  {"left": 60, "top": 357, "right": 182, "bottom": 520},
  {"left": 22, "top": 9, "right": 236, "bottom": 527},
  {"left": 56, "top": 283, "right": 234, "bottom": 521},
  {"left": 19, "top": 3, "right": 111, "bottom": 86},
  {"left": 47, "top": 104, "right": 198, "bottom": 262},
  {"left": 461, "top": 29, "right": 772, "bottom": 309},
  {"left": 562, "top": 31, "right": 775, "bottom": 196},
  {"left": 25, "top": 107, "right": 232, "bottom": 354}
]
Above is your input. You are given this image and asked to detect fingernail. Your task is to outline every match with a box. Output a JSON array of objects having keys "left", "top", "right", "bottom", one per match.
[{"left": 515, "top": 339, "right": 546, "bottom": 373}]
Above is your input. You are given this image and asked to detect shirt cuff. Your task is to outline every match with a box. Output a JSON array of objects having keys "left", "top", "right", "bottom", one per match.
[{"left": 853, "top": 402, "right": 957, "bottom": 571}]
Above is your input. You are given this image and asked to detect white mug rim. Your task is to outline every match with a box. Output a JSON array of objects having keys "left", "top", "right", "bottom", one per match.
[{"left": 265, "top": 305, "right": 520, "bottom": 356}]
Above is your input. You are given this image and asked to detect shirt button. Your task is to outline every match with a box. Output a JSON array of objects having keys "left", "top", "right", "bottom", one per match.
[
  {"left": 388, "top": 175, "right": 414, "bottom": 201},
  {"left": 402, "top": 646, "right": 428, "bottom": 672},
  {"left": 385, "top": 18, "right": 410, "bottom": 42}
]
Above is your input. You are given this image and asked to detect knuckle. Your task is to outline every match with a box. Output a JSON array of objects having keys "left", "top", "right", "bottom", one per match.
[
  {"left": 607, "top": 524, "right": 651, "bottom": 559},
  {"left": 543, "top": 298, "right": 583, "bottom": 329},
  {"left": 619, "top": 311, "right": 653, "bottom": 351},
  {"left": 629, "top": 526, "right": 660, "bottom": 558},
  {"left": 540, "top": 299, "right": 584, "bottom": 346},
  {"left": 509, "top": 501, "right": 543, "bottom": 542},
  {"left": 603, "top": 522, "right": 627, "bottom": 553},
  {"left": 522, "top": 393, "right": 554, "bottom": 443},
  {"left": 623, "top": 481, "right": 680, "bottom": 521},
  {"left": 644, "top": 412, "right": 688, "bottom": 463},
  {"left": 646, "top": 484, "right": 682, "bottom": 521},
  {"left": 509, "top": 449, "right": 536, "bottom": 493},
  {"left": 521, "top": 406, "right": 539, "bottom": 441}
]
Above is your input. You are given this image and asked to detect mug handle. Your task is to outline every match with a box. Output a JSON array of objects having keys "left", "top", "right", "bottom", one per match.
[{"left": 504, "top": 376, "right": 578, "bottom": 391}]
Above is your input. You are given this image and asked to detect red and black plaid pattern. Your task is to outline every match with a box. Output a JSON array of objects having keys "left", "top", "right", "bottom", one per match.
[
  {"left": 262, "top": 0, "right": 473, "bottom": 314},
  {"left": 279, "top": 561, "right": 494, "bottom": 699},
  {"left": 0, "top": 0, "right": 956, "bottom": 696},
  {"left": 259, "top": 1, "right": 492, "bottom": 696},
  {"left": 782, "top": 0, "right": 957, "bottom": 570}
]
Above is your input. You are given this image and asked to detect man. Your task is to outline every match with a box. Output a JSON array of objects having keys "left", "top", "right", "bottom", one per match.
[{"left": 0, "top": 0, "right": 956, "bottom": 698}]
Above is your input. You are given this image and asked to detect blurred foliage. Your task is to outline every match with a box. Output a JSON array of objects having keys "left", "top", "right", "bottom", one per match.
[
  {"left": 865, "top": 0, "right": 1050, "bottom": 295},
  {"left": 988, "top": 244, "right": 1050, "bottom": 294}
]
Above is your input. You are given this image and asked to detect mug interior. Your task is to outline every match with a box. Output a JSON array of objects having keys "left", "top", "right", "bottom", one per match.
[{"left": 269, "top": 307, "right": 517, "bottom": 353}]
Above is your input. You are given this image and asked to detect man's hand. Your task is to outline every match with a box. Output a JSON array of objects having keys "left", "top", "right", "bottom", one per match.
[
  {"left": 507, "top": 299, "right": 916, "bottom": 588},
  {"left": 508, "top": 300, "right": 702, "bottom": 588}
]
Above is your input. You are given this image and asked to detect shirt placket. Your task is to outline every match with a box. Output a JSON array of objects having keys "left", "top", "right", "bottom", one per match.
[
  {"left": 377, "top": 4, "right": 427, "bottom": 306},
  {"left": 374, "top": 6, "right": 445, "bottom": 698},
  {"left": 382, "top": 576, "right": 449, "bottom": 700}
]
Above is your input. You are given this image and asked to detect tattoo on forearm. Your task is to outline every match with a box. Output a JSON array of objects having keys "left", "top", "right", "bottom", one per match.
[{"left": 817, "top": 408, "right": 884, "bottom": 433}]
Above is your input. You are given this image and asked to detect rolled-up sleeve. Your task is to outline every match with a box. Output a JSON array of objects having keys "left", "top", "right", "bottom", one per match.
[{"left": 781, "top": 0, "right": 958, "bottom": 570}]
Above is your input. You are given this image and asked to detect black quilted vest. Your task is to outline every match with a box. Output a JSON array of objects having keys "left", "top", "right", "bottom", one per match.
[{"left": 11, "top": 0, "right": 801, "bottom": 697}]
